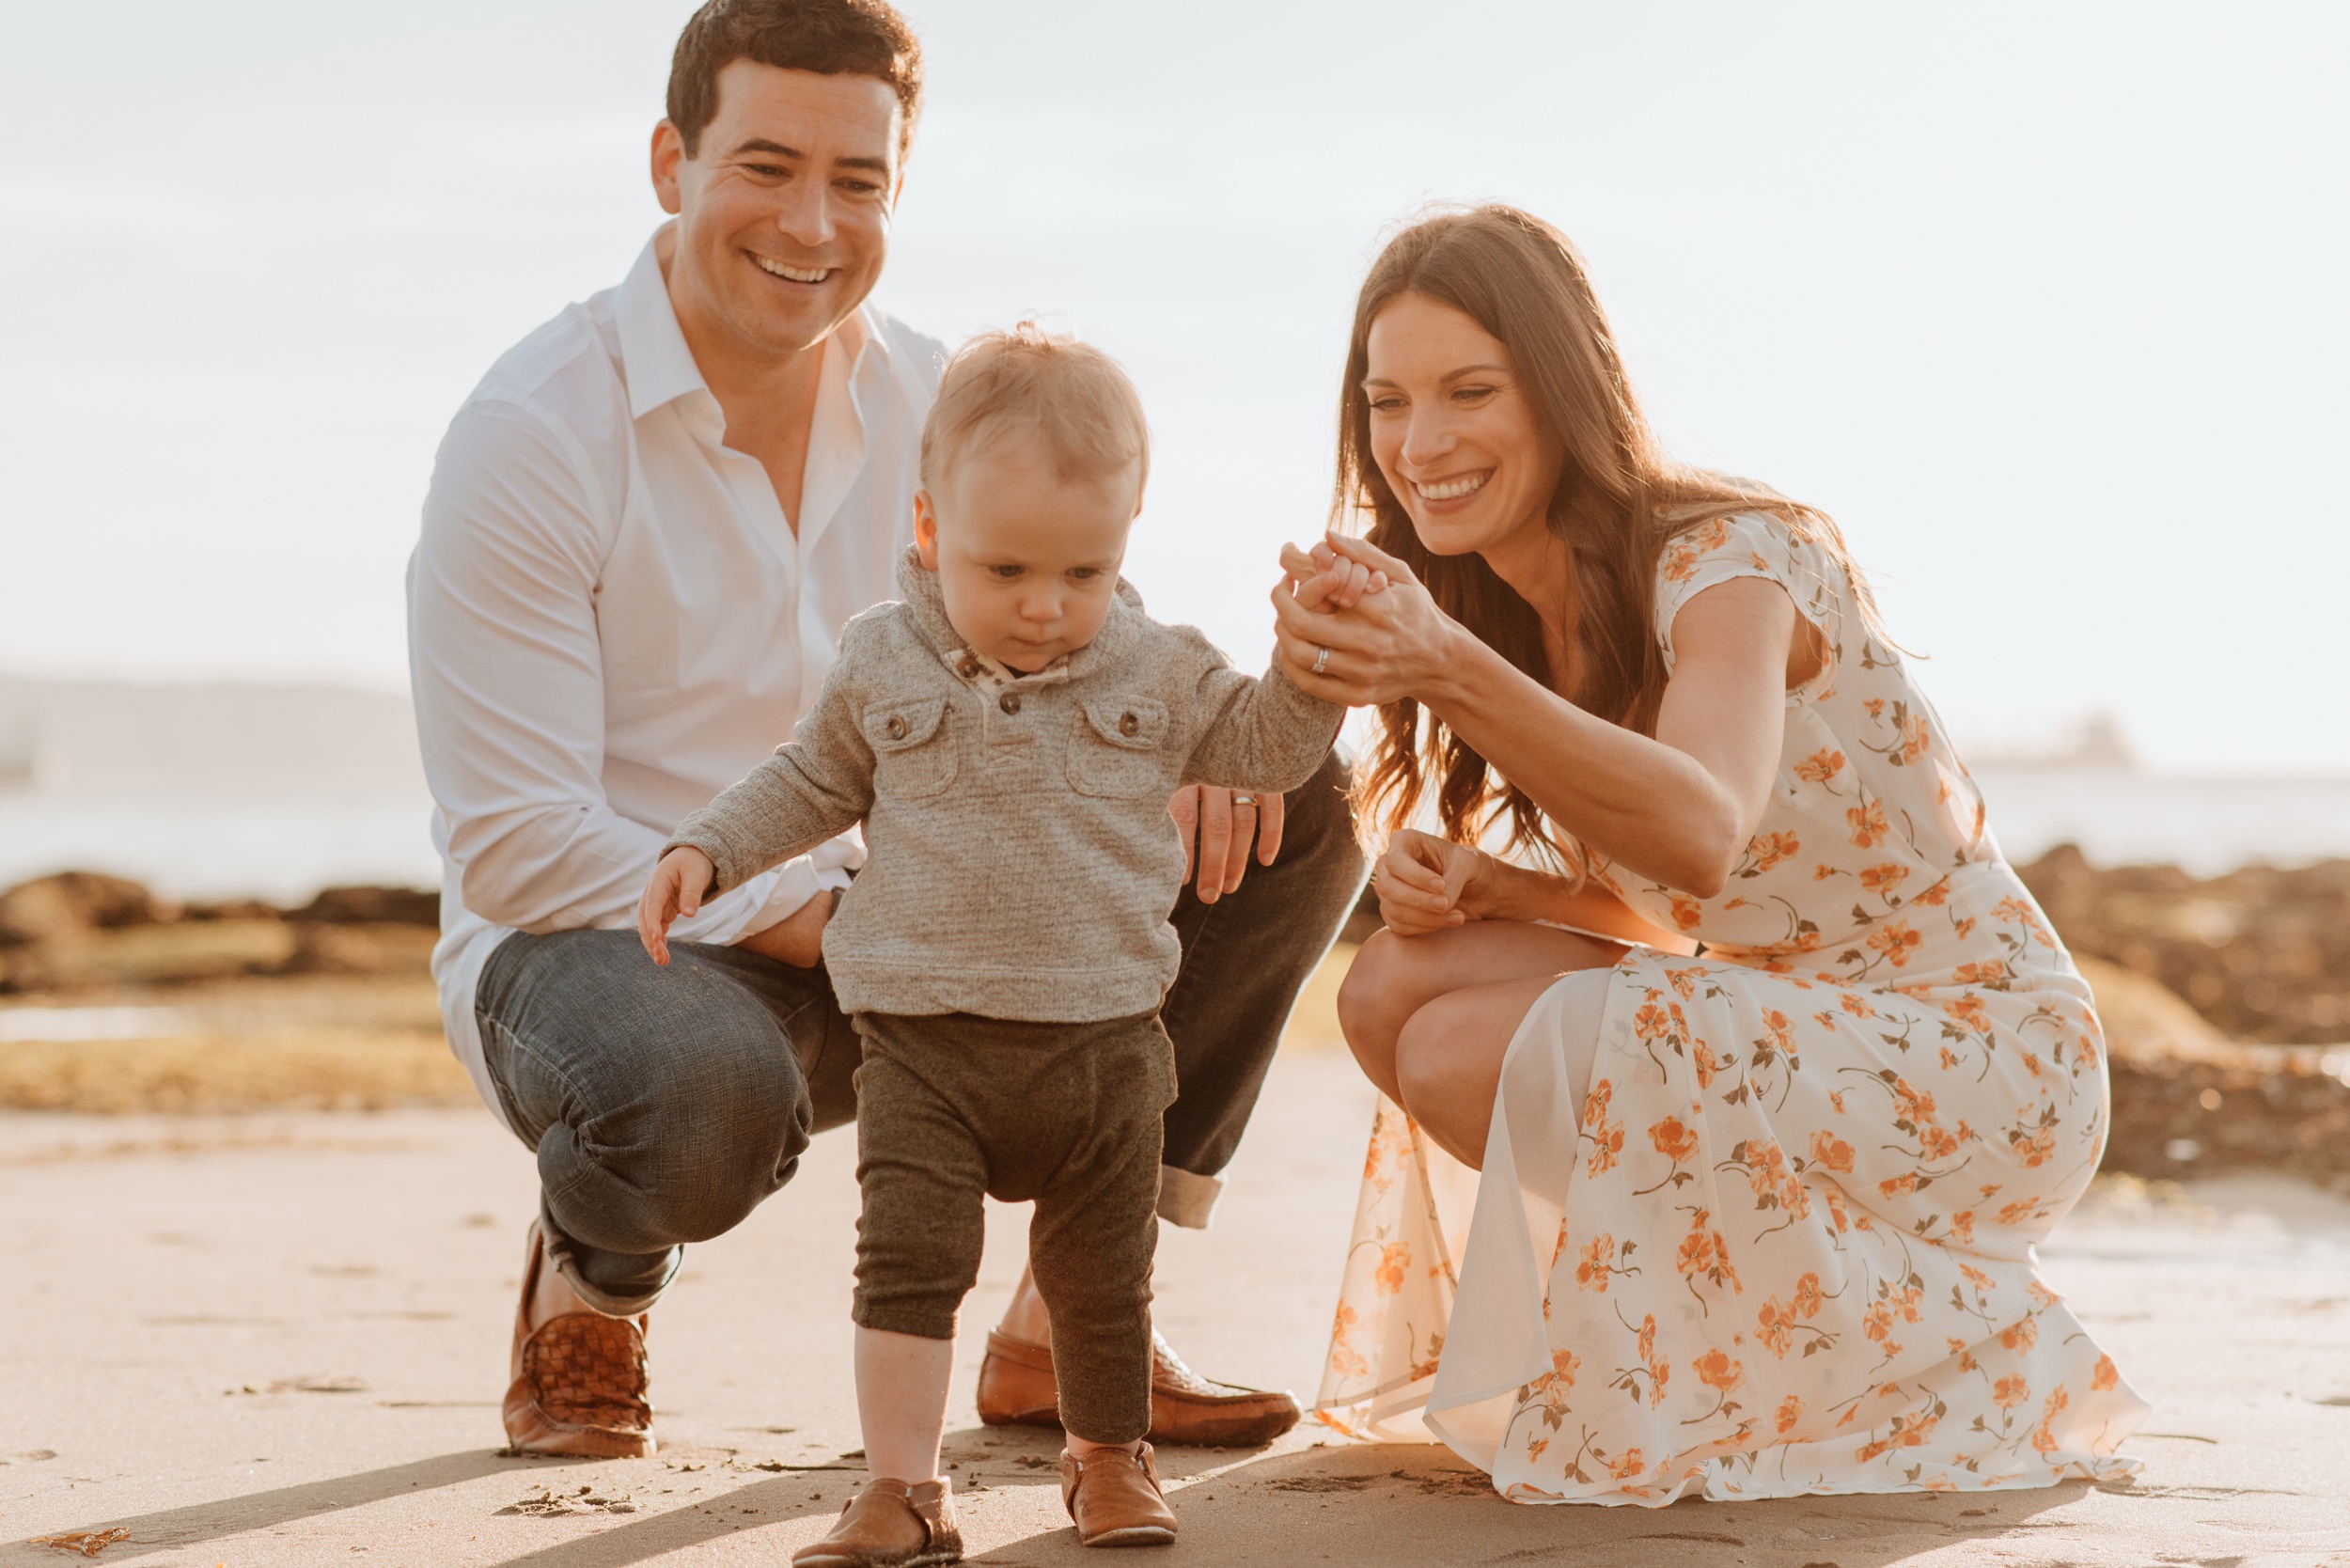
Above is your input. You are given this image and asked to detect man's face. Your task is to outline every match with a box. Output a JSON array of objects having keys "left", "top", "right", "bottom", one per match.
[
  {"left": 652, "top": 61, "right": 902, "bottom": 360},
  {"left": 915, "top": 433, "right": 1140, "bottom": 674}
]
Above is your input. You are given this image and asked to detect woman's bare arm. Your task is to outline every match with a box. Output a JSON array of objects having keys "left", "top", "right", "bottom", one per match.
[{"left": 1274, "top": 534, "right": 1796, "bottom": 898}]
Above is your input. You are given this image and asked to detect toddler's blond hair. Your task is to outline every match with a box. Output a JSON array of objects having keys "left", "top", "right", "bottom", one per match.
[{"left": 919, "top": 323, "right": 1151, "bottom": 494}]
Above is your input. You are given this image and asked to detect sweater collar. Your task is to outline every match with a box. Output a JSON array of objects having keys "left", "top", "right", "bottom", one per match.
[{"left": 892, "top": 546, "right": 1145, "bottom": 681}]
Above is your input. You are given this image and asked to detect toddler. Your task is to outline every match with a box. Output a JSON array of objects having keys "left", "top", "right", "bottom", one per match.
[{"left": 639, "top": 326, "right": 1345, "bottom": 1565}]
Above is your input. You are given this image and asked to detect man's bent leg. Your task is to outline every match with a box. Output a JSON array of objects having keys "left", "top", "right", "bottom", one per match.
[
  {"left": 476, "top": 928, "right": 849, "bottom": 1310},
  {"left": 1157, "top": 747, "right": 1366, "bottom": 1222},
  {"left": 475, "top": 929, "right": 855, "bottom": 1456}
]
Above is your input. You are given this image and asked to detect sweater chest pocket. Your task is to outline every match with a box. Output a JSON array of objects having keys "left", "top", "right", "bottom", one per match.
[
  {"left": 862, "top": 697, "right": 957, "bottom": 801},
  {"left": 1067, "top": 697, "right": 1168, "bottom": 800}
]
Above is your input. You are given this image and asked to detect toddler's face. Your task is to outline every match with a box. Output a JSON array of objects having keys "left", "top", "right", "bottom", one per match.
[{"left": 914, "top": 432, "right": 1139, "bottom": 674}]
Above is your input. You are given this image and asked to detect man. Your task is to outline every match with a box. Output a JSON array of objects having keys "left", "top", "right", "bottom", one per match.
[{"left": 407, "top": 0, "right": 1363, "bottom": 1459}]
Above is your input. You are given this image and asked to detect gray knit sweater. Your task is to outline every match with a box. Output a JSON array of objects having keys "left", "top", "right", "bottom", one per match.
[{"left": 669, "top": 548, "right": 1343, "bottom": 1023}]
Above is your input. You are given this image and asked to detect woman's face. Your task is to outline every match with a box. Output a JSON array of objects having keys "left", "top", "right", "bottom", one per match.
[{"left": 1363, "top": 291, "right": 1563, "bottom": 560}]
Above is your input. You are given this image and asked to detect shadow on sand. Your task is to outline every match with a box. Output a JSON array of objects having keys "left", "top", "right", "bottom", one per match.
[{"left": 6, "top": 1428, "right": 2110, "bottom": 1567}]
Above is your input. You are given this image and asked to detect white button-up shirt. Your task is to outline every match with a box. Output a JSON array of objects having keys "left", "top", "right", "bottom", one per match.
[{"left": 407, "top": 230, "right": 946, "bottom": 1117}]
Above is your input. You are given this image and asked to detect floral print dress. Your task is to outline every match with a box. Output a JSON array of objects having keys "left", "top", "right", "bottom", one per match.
[{"left": 1316, "top": 512, "right": 2148, "bottom": 1504}]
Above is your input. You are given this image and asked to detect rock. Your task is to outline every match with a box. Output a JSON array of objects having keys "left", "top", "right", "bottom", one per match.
[
  {"left": 0, "top": 871, "right": 165, "bottom": 948},
  {"left": 2073, "top": 947, "right": 2350, "bottom": 1185},
  {"left": 5, "top": 919, "right": 300, "bottom": 991},
  {"left": 2020, "top": 846, "right": 2350, "bottom": 1043},
  {"left": 283, "top": 886, "right": 439, "bottom": 928},
  {"left": 283, "top": 922, "right": 438, "bottom": 977},
  {"left": 2075, "top": 955, "right": 2233, "bottom": 1065}
]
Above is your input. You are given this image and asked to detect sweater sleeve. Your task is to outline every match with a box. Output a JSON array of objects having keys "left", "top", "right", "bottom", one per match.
[
  {"left": 667, "top": 656, "right": 877, "bottom": 895},
  {"left": 1180, "top": 655, "right": 1346, "bottom": 794}
]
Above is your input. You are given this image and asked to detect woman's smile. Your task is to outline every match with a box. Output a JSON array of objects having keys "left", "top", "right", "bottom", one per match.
[{"left": 1408, "top": 468, "right": 1493, "bottom": 507}]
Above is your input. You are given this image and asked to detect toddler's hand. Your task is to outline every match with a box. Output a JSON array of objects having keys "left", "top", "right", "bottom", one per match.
[
  {"left": 1281, "top": 541, "right": 1387, "bottom": 612},
  {"left": 637, "top": 845, "right": 716, "bottom": 966}
]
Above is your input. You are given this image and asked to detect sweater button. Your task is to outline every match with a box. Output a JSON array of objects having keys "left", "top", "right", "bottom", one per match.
[
  {"left": 885, "top": 715, "right": 908, "bottom": 740},
  {"left": 999, "top": 693, "right": 1022, "bottom": 715},
  {"left": 959, "top": 657, "right": 980, "bottom": 679},
  {"left": 1119, "top": 712, "right": 1140, "bottom": 737}
]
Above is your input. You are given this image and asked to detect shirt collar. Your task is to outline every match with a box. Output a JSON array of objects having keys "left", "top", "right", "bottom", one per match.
[
  {"left": 612, "top": 224, "right": 891, "bottom": 423},
  {"left": 613, "top": 231, "right": 707, "bottom": 421}
]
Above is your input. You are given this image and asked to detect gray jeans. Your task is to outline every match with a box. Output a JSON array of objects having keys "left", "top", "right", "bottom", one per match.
[{"left": 475, "top": 750, "right": 1365, "bottom": 1315}]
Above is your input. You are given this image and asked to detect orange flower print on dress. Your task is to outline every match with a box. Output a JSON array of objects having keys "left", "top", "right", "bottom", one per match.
[
  {"left": 1650, "top": 1116, "right": 1700, "bottom": 1163},
  {"left": 1758, "top": 1297, "right": 1796, "bottom": 1357},
  {"left": 1576, "top": 1233, "right": 1615, "bottom": 1293},
  {"left": 1583, "top": 1081, "right": 1625, "bottom": 1178},
  {"left": 1857, "top": 862, "right": 1909, "bottom": 897},
  {"left": 1866, "top": 920, "right": 1923, "bottom": 967},
  {"left": 1944, "top": 996, "right": 1990, "bottom": 1031},
  {"left": 1313, "top": 505, "right": 2142, "bottom": 1501},
  {"left": 1794, "top": 747, "right": 1845, "bottom": 785},
  {"left": 1807, "top": 1130, "right": 1855, "bottom": 1173},
  {"left": 2030, "top": 1386, "right": 2069, "bottom": 1454},
  {"left": 1374, "top": 1242, "right": 1410, "bottom": 1296}
]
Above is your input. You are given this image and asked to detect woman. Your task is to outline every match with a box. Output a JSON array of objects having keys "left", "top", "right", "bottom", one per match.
[{"left": 1273, "top": 206, "right": 2146, "bottom": 1504}]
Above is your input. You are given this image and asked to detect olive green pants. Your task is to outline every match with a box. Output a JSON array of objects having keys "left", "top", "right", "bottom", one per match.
[{"left": 850, "top": 1010, "right": 1176, "bottom": 1445}]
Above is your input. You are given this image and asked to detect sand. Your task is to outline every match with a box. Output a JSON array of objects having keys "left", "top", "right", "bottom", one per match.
[{"left": 4, "top": 1043, "right": 2347, "bottom": 1567}]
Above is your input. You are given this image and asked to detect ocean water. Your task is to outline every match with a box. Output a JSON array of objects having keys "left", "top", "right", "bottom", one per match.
[{"left": 2, "top": 768, "right": 2345, "bottom": 904}]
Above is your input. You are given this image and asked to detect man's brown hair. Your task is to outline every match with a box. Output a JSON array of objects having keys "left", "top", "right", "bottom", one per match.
[{"left": 667, "top": 0, "right": 924, "bottom": 160}]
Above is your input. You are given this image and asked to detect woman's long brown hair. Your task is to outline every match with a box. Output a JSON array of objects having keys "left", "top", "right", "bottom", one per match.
[{"left": 1338, "top": 205, "right": 1878, "bottom": 878}]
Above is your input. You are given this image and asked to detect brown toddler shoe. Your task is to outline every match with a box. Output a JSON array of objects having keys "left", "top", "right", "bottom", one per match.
[
  {"left": 792, "top": 1477, "right": 963, "bottom": 1568},
  {"left": 1060, "top": 1443, "right": 1178, "bottom": 1548}
]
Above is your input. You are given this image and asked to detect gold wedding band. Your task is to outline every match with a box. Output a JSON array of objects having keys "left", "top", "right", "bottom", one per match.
[{"left": 1231, "top": 794, "right": 1255, "bottom": 808}]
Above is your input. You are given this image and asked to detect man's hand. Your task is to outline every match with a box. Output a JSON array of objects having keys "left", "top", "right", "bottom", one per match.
[
  {"left": 1170, "top": 784, "right": 1285, "bottom": 904},
  {"left": 733, "top": 888, "right": 833, "bottom": 967},
  {"left": 637, "top": 845, "right": 716, "bottom": 966}
]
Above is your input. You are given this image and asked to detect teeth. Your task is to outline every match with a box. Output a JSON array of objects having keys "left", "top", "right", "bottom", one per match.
[
  {"left": 1414, "top": 471, "right": 1491, "bottom": 501},
  {"left": 754, "top": 255, "right": 830, "bottom": 284}
]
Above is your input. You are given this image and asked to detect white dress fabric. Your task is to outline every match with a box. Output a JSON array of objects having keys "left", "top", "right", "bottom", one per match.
[{"left": 1317, "top": 512, "right": 2149, "bottom": 1504}]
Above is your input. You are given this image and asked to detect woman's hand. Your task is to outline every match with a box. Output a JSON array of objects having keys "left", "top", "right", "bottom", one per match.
[
  {"left": 636, "top": 845, "right": 715, "bottom": 966},
  {"left": 1372, "top": 828, "right": 1500, "bottom": 935},
  {"left": 1271, "top": 532, "right": 1463, "bottom": 707}
]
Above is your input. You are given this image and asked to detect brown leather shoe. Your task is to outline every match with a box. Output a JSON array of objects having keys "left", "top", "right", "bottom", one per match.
[
  {"left": 978, "top": 1328, "right": 1301, "bottom": 1448},
  {"left": 792, "top": 1477, "right": 963, "bottom": 1567},
  {"left": 502, "top": 1220, "right": 655, "bottom": 1458},
  {"left": 1061, "top": 1444, "right": 1178, "bottom": 1548}
]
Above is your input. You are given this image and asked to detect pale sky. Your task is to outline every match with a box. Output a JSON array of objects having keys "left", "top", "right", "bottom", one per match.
[{"left": 2, "top": 1, "right": 2342, "bottom": 770}]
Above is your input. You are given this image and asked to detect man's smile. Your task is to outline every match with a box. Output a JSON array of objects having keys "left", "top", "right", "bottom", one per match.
[{"left": 751, "top": 252, "right": 832, "bottom": 285}]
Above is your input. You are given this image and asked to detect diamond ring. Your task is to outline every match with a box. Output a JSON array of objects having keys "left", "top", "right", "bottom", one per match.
[{"left": 1311, "top": 646, "right": 1331, "bottom": 676}]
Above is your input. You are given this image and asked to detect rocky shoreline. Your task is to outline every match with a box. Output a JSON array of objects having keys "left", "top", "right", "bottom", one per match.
[{"left": 2, "top": 855, "right": 2347, "bottom": 1187}]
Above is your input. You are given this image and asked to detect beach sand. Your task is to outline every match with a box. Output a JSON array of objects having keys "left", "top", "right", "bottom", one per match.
[{"left": 4, "top": 1049, "right": 2348, "bottom": 1565}]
